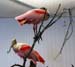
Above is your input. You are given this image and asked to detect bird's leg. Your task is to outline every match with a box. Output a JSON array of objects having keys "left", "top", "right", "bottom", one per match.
[
  {"left": 33, "top": 24, "right": 43, "bottom": 43},
  {"left": 33, "top": 24, "right": 37, "bottom": 35},
  {"left": 23, "top": 58, "right": 27, "bottom": 67},
  {"left": 33, "top": 24, "right": 41, "bottom": 43},
  {"left": 33, "top": 24, "right": 39, "bottom": 43},
  {"left": 34, "top": 24, "right": 43, "bottom": 41},
  {"left": 33, "top": 25, "right": 36, "bottom": 35},
  {"left": 30, "top": 61, "right": 36, "bottom": 67},
  {"left": 35, "top": 24, "right": 38, "bottom": 35}
]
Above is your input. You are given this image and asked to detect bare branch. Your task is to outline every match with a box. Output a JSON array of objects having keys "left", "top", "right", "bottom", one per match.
[
  {"left": 66, "top": 9, "right": 73, "bottom": 40},
  {"left": 54, "top": 8, "right": 73, "bottom": 60},
  {"left": 11, "top": 64, "right": 23, "bottom": 67},
  {"left": 38, "top": 8, "right": 47, "bottom": 33},
  {"left": 45, "top": 11, "right": 65, "bottom": 30},
  {"left": 46, "top": 4, "right": 61, "bottom": 28},
  {"left": 71, "top": 64, "right": 74, "bottom": 67}
]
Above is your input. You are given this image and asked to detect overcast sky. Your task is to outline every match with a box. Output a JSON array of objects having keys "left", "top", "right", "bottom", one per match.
[{"left": 0, "top": 17, "right": 75, "bottom": 67}]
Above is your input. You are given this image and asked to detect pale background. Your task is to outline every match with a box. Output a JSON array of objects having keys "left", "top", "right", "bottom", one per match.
[
  {"left": 0, "top": 0, "right": 75, "bottom": 67},
  {"left": 0, "top": 17, "right": 75, "bottom": 67}
]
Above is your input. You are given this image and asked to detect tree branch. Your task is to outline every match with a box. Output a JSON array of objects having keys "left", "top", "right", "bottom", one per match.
[
  {"left": 11, "top": 64, "right": 23, "bottom": 67},
  {"left": 54, "top": 8, "right": 73, "bottom": 60}
]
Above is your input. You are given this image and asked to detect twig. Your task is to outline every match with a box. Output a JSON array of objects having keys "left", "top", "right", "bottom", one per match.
[
  {"left": 37, "top": 7, "right": 47, "bottom": 41},
  {"left": 37, "top": 4, "right": 62, "bottom": 41},
  {"left": 71, "top": 64, "right": 74, "bottom": 67},
  {"left": 46, "top": 4, "right": 61, "bottom": 28},
  {"left": 66, "top": 9, "right": 73, "bottom": 40},
  {"left": 54, "top": 8, "right": 73, "bottom": 60},
  {"left": 44, "top": 11, "right": 65, "bottom": 30},
  {"left": 38, "top": 8, "right": 47, "bottom": 33},
  {"left": 11, "top": 64, "right": 23, "bottom": 67}
]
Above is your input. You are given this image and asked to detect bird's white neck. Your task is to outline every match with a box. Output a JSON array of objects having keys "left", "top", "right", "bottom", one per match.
[
  {"left": 12, "top": 43, "right": 24, "bottom": 52},
  {"left": 13, "top": 43, "right": 20, "bottom": 52}
]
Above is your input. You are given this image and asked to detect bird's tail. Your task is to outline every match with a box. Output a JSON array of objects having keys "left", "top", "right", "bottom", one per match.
[
  {"left": 15, "top": 17, "right": 27, "bottom": 26},
  {"left": 38, "top": 54, "right": 45, "bottom": 64},
  {"left": 34, "top": 51, "right": 45, "bottom": 64}
]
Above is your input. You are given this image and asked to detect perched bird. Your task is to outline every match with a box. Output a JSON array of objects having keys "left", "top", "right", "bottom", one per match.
[
  {"left": 15, "top": 8, "right": 50, "bottom": 35},
  {"left": 7, "top": 39, "right": 45, "bottom": 65}
]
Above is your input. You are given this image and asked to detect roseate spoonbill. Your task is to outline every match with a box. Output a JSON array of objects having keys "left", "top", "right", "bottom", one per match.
[
  {"left": 15, "top": 8, "right": 50, "bottom": 35},
  {"left": 7, "top": 39, "right": 45, "bottom": 66}
]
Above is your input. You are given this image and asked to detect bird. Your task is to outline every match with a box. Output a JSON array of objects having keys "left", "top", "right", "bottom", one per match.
[
  {"left": 7, "top": 39, "right": 45, "bottom": 65},
  {"left": 15, "top": 8, "right": 50, "bottom": 35}
]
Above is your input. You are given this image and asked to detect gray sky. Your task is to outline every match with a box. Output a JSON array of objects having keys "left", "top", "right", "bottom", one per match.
[{"left": 0, "top": 17, "right": 75, "bottom": 67}]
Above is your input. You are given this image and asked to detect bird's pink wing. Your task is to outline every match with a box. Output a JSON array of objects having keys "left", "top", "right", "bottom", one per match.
[
  {"left": 17, "top": 44, "right": 31, "bottom": 58},
  {"left": 20, "top": 44, "right": 31, "bottom": 51}
]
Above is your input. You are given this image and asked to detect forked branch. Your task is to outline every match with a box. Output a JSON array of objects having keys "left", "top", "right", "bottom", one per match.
[{"left": 54, "top": 8, "right": 73, "bottom": 60}]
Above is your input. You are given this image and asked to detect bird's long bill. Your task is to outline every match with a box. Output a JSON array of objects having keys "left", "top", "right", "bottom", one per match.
[{"left": 7, "top": 45, "right": 12, "bottom": 54}]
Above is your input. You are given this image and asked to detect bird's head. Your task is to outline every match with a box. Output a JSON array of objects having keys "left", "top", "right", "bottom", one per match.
[
  {"left": 7, "top": 39, "right": 17, "bottom": 53},
  {"left": 40, "top": 7, "right": 50, "bottom": 20}
]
